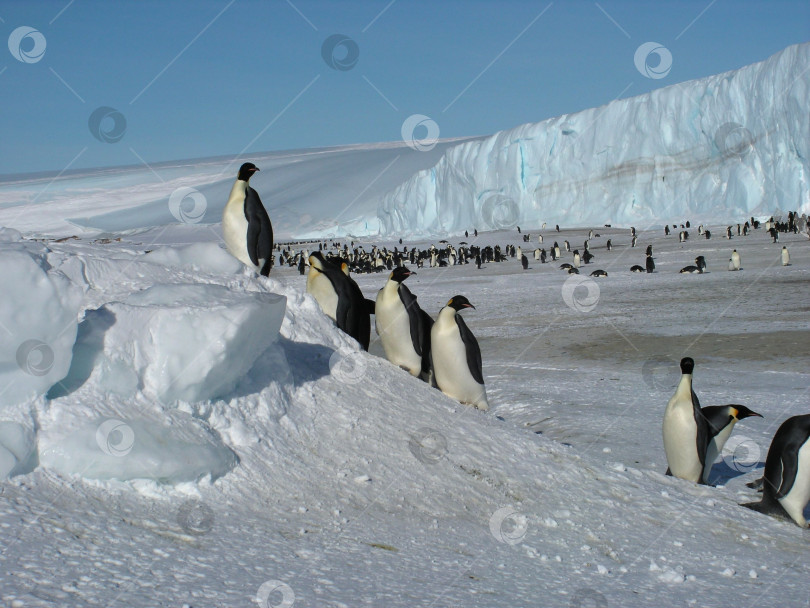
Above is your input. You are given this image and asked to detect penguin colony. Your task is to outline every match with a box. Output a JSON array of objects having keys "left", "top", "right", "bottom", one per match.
[{"left": 220, "top": 175, "right": 809, "bottom": 525}]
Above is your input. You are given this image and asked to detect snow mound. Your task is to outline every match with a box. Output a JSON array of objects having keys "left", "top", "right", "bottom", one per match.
[
  {"left": 0, "top": 239, "right": 83, "bottom": 407},
  {"left": 61, "top": 284, "right": 286, "bottom": 404},
  {"left": 38, "top": 412, "right": 236, "bottom": 482},
  {"left": 0, "top": 422, "right": 36, "bottom": 478},
  {"left": 142, "top": 242, "right": 243, "bottom": 275},
  {"left": 379, "top": 43, "right": 810, "bottom": 235}
]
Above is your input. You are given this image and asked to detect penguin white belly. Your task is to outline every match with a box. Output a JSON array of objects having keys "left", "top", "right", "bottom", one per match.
[
  {"left": 306, "top": 271, "right": 338, "bottom": 321},
  {"left": 432, "top": 320, "right": 488, "bottom": 410},
  {"left": 663, "top": 403, "right": 702, "bottom": 482},
  {"left": 375, "top": 289, "right": 420, "bottom": 375},
  {"left": 703, "top": 423, "right": 735, "bottom": 482},
  {"left": 779, "top": 441, "right": 810, "bottom": 527}
]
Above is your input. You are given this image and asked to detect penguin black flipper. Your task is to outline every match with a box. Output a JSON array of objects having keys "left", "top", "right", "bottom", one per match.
[
  {"left": 418, "top": 308, "right": 434, "bottom": 378},
  {"left": 397, "top": 282, "right": 425, "bottom": 355},
  {"left": 364, "top": 298, "right": 376, "bottom": 315},
  {"left": 454, "top": 314, "right": 484, "bottom": 385},
  {"left": 692, "top": 399, "right": 710, "bottom": 475},
  {"left": 340, "top": 275, "right": 371, "bottom": 351},
  {"left": 244, "top": 186, "right": 274, "bottom": 276}
]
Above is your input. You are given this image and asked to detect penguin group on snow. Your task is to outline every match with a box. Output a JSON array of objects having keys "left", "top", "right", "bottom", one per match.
[{"left": 218, "top": 173, "right": 808, "bottom": 526}]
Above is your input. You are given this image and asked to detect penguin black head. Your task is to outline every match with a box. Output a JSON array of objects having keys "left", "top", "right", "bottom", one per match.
[
  {"left": 238, "top": 162, "right": 260, "bottom": 182},
  {"left": 389, "top": 266, "right": 414, "bottom": 283},
  {"left": 732, "top": 405, "right": 764, "bottom": 421},
  {"left": 447, "top": 295, "right": 475, "bottom": 311},
  {"left": 680, "top": 357, "right": 695, "bottom": 375}
]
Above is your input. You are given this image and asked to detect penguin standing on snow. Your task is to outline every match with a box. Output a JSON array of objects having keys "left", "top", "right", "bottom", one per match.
[
  {"left": 307, "top": 252, "right": 370, "bottom": 350},
  {"left": 781, "top": 246, "right": 790, "bottom": 266},
  {"left": 222, "top": 162, "right": 274, "bottom": 276},
  {"left": 521, "top": 254, "right": 529, "bottom": 270},
  {"left": 743, "top": 414, "right": 810, "bottom": 527},
  {"left": 645, "top": 253, "right": 655, "bottom": 274},
  {"left": 729, "top": 249, "right": 741, "bottom": 271},
  {"left": 662, "top": 357, "right": 710, "bottom": 483},
  {"left": 701, "top": 405, "right": 763, "bottom": 484},
  {"left": 431, "top": 296, "right": 488, "bottom": 410},
  {"left": 375, "top": 267, "right": 433, "bottom": 381}
]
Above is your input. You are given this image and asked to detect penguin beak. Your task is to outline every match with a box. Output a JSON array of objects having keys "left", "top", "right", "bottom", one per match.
[{"left": 464, "top": 303, "right": 475, "bottom": 310}]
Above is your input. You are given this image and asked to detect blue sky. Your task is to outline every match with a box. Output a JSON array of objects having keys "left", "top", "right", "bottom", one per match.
[{"left": 2, "top": 0, "right": 808, "bottom": 175}]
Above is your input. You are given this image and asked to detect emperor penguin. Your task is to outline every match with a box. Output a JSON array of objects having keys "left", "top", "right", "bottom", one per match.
[
  {"left": 743, "top": 414, "right": 810, "bottom": 527},
  {"left": 521, "top": 254, "right": 529, "bottom": 270},
  {"left": 375, "top": 267, "right": 433, "bottom": 380},
  {"left": 701, "top": 404, "right": 763, "bottom": 484},
  {"left": 662, "top": 357, "right": 710, "bottom": 483},
  {"left": 431, "top": 295, "right": 488, "bottom": 410},
  {"left": 307, "top": 252, "right": 371, "bottom": 350},
  {"left": 573, "top": 250, "right": 581, "bottom": 268},
  {"left": 729, "top": 249, "right": 741, "bottom": 271},
  {"left": 645, "top": 254, "right": 655, "bottom": 274},
  {"left": 781, "top": 246, "right": 790, "bottom": 266},
  {"left": 222, "top": 162, "right": 274, "bottom": 275}
]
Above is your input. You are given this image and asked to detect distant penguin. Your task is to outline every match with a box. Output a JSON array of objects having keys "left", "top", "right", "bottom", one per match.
[
  {"left": 534, "top": 248, "right": 541, "bottom": 261},
  {"left": 695, "top": 256, "right": 707, "bottom": 272},
  {"left": 729, "top": 250, "right": 741, "bottom": 271},
  {"left": 705, "top": 229, "right": 711, "bottom": 240},
  {"left": 222, "top": 162, "right": 274, "bottom": 275},
  {"left": 567, "top": 267, "right": 580, "bottom": 274},
  {"left": 701, "top": 404, "right": 762, "bottom": 484},
  {"left": 631, "top": 235, "right": 638, "bottom": 247},
  {"left": 680, "top": 265, "right": 703, "bottom": 274},
  {"left": 538, "top": 234, "right": 543, "bottom": 244},
  {"left": 743, "top": 414, "right": 810, "bottom": 527},
  {"left": 665, "top": 225, "right": 670, "bottom": 236},
  {"left": 554, "top": 244, "right": 561, "bottom": 259},
  {"left": 662, "top": 357, "right": 710, "bottom": 483},
  {"left": 540, "top": 249, "right": 547, "bottom": 264},
  {"left": 573, "top": 250, "right": 581, "bottom": 268},
  {"left": 521, "top": 254, "right": 529, "bottom": 270},
  {"left": 645, "top": 244, "right": 653, "bottom": 256},
  {"left": 781, "top": 246, "right": 790, "bottom": 266},
  {"left": 645, "top": 254, "right": 655, "bottom": 274},
  {"left": 630, "top": 265, "right": 644, "bottom": 273},
  {"left": 564, "top": 240, "right": 570, "bottom": 252},
  {"left": 307, "top": 252, "right": 371, "bottom": 350},
  {"left": 431, "top": 296, "right": 488, "bottom": 410},
  {"left": 559, "top": 263, "right": 573, "bottom": 270},
  {"left": 590, "top": 269, "right": 607, "bottom": 277},
  {"left": 375, "top": 267, "right": 433, "bottom": 380},
  {"left": 606, "top": 239, "right": 612, "bottom": 251}
]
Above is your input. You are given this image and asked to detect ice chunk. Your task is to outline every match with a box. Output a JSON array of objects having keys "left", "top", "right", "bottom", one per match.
[
  {"left": 0, "top": 242, "right": 83, "bottom": 407},
  {"left": 39, "top": 412, "right": 237, "bottom": 482},
  {"left": 0, "top": 422, "right": 36, "bottom": 478},
  {"left": 67, "top": 284, "right": 286, "bottom": 404},
  {"left": 142, "top": 242, "right": 243, "bottom": 275}
]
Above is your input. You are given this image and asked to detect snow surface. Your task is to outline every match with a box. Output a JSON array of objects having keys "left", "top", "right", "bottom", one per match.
[
  {"left": 1, "top": 44, "right": 810, "bottom": 608},
  {"left": 379, "top": 43, "right": 810, "bottom": 237}
]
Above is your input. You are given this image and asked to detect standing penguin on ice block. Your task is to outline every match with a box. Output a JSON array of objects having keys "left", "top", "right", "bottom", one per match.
[
  {"left": 222, "top": 162, "right": 274, "bottom": 276},
  {"left": 375, "top": 267, "right": 433, "bottom": 381},
  {"left": 431, "top": 296, "right": 488, "bottom": 410},
  {"left": 662, "top": 357, "right": 710, "bottom": 483},
  {"left": 743, "top": 414, "right": 810, "bottom": 527},
  {"left": 307, "top": 252, "right": 370, "bottom": 350}
]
